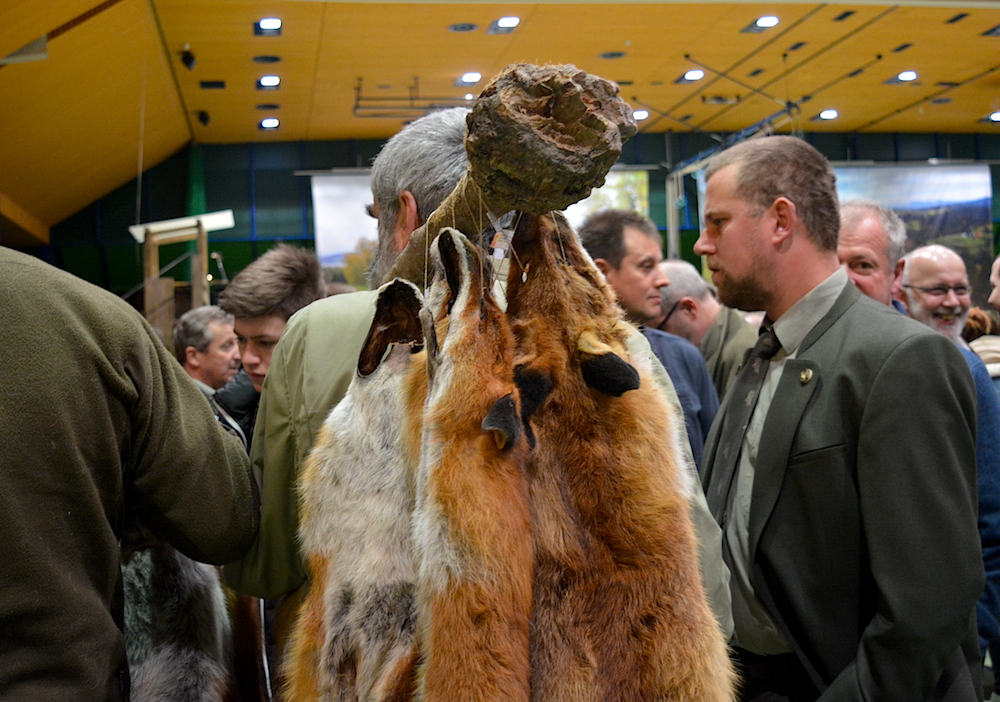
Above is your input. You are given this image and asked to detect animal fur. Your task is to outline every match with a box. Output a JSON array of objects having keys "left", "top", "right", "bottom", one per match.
[
  {"left": 122, "top": 537, "right": 267, "bottom": 702},
  {"left": 286, "top": 279, "right": 426, "bottom": 702},
  {"left": 411, "top": 229, "right": 533, "bottom": 702},
  {"left": 505, "top": 212, "right": 736, "bottom": 702}
]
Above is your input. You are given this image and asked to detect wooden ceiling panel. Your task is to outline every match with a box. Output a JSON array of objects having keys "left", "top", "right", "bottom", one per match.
[
  {"left": 5, "top": 0, "right": 1000, "bottom": 232},
  {"left": 0, "top": 0, "right": 188, "bottom": 226},
  {"left": 0, "top": 0, "right": 98, "bottom": 60}
]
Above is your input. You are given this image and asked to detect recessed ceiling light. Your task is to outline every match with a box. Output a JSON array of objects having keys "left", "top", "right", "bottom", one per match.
[
  {"left": 260, "top": 117, "right": 279, "bottom": 130},
  {"left": 684, "top": 69, "right": 705, "bottom": 81},
  {"left": 487, "top": 16, "right": 520, "bottom": 34},
  {"left": 253, "top": 55, "right": 281, "bottom": 64},
  {"left": 819, "top": 109, "right": 838, "bottom": 120},
  {"left": 199, "top": 80, "right": 225, "bottom": 90},
  {"left": 633, "top": 109, "right": 649, "bottom": 121},
  {"left": 833, "top": 10, "right": 855, "bottom": 21},
  {"left": 982, "top": 24, "right": 1000, "bottom": 37},
  {"left": 600, "top": 51, "right": 626, "bottom": 59},
  {"left": 258, "top": 75, "right": 280, "bottom": 89},
  {"left": 255, "top": 18, "right": 282, "bottom": 36},
  {"left": 991, "top": 111, "right": 1000, "bottom": 122},
  {"left": 464, "top": 93, "right": 474, "bottom": 100},
  {"left": 455, "top": 72, "right": 481, "bottom": 86},
  {"left": 897, "top": 70, "right": 918, "bottom": 81},
  {"left": 742, "top": 15, "right": 779, "bottom": 33},
  {"left": 256, "top": 103, "right": 280, "bottom": 110},
  {"left": 449, "top": 22, "right": 478, "bottom": 33}
]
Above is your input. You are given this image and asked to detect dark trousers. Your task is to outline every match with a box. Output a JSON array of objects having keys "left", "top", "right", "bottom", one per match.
[{"left": 734, "top": 647, "right": 820, "bottom": 702}]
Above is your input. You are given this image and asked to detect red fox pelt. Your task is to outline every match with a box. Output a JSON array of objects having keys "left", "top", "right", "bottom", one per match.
[
  {"left": 286, "top": 278, "right": 426, "bottom": 702},
  {"left": 505, "top": 212, "right": 736, "bottom": 702},
  {"left": 412, "top": 228, "right": 533, "bottom": 702}
]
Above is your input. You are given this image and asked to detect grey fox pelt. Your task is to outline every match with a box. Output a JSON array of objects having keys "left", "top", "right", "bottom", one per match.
[
  {"left": 122, "top": 534, "right": 267, "bottom": 702},
  {"left": 505, "top": 212, "right": 736, "bottom": 702},
  {"left": 286, "top": 278, "right": 426, "bottom": 702}
]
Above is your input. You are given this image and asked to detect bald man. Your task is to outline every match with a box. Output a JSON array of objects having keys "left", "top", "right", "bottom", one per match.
[{"left": 898, "top": 245, "right": 972, "bottom": 344}]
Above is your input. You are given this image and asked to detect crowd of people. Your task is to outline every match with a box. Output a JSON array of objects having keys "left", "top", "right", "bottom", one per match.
[{"left": 4, "top": 107, "right": 1000, "bottom": 702}]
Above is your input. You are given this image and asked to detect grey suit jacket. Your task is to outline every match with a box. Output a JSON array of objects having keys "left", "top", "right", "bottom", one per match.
[{"left": 703, "top": 282, "right": 983, "bottom": 702}]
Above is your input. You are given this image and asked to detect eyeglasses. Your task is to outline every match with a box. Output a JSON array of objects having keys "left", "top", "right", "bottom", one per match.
[
  {"left": 902, "top": 284, "right": 970, "bottom": 298},
  {"left": 657, "top": 299, "right": 681, "bottom": 330}
]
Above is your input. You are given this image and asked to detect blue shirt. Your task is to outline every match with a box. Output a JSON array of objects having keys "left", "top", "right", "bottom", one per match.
[{"left": 642, "top": 327, "right": 720, "bottom": 469}]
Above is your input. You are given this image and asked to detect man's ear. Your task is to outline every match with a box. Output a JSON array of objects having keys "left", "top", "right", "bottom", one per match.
[
  {"left": 393, "top": 190, "right": 421, "bottom": 254},
  {"left": 680, "top": 296, "right": 698, "bottom": 319},
  {"left": 593, "top": 258, "right": 613, "bottom": 277},
  {"left": 771, "top": 197, "right": 796, "bottom": 246},
  {"left": 184, "top": 346, "right": 201, "bottom": 370},
  {"left": 892, "top": 258, "right": 907, "bottom": 308}
]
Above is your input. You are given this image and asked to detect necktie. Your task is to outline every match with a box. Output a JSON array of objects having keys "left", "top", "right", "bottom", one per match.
[{"left": 706, "top": 326, "right": 782, "bottom": 515}]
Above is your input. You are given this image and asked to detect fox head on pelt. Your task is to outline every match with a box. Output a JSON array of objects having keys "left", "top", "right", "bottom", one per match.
[
  {"left": 422, "top": 227, "right": 527, "bottom": 452},
  {"left": 506, "top": 211, "right": 641, "bottom": 409}
]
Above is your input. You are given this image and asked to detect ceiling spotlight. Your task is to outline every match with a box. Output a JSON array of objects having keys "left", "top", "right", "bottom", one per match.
[
  {"left": 633, "top": 109, "right": 650, "bottom": 121},
  {"left": 258, "top": 75, "right": 280, "bottom": 89},
  {"left": 449, "top": 23, "right": 478, "bottom": 33},
  {"left": 742, "top": 15, "right": 779, "bottom": 33},
  {"left": 255, "top": 18, "right": 282, "bottom": 36},
  {"left": 464, "top": 93, "right": 475, "bottom": 100},
  {"left": 488, "top": 16, "right": 520, "bottom": 34},
  {"left": 819, "top": 109, "right": 838, "bottom": 120},
  {"left": 456, "top": 72, "right": 482, "bottom": 86},
  {"left": 685, "top": 69, "right": 704, "bottom": 81},
  {"left": 180, "top": 45, "right": 195, "bottom": 71},
  {"left": 897, "top": 70, "right": 918, "bottom": 81},
  {"left": 260, "top": 117, "right": 280, "bottom": 130},
  {"left": 196, "top": 110, "right": 210, "bottom": 126},
  {"left": 991, "top": 112, "right": 1000, "bottom": 122}
]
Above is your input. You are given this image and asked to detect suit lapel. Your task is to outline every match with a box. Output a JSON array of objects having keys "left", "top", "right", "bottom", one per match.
[
  {"left": 702, "top": 345, "right": 754, "bottom": 519},
  {"left": 747, "top": 359, "right": 820, "bottom": 559}
]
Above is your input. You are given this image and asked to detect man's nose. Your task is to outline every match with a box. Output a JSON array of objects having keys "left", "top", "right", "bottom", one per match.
[
  {"left": 652, "top": 267, "right": 670, "bottom": 289},
  {"left": 693, "top": 231, "right": 711, "bottom": 256}
]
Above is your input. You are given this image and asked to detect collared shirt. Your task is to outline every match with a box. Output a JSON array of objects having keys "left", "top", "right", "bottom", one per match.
[{"left": 728, "top": 267, "right": 849, "bottom": 654}]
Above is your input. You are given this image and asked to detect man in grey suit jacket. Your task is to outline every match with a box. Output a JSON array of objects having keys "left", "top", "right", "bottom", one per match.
[{"left": 697, "top": 135, "right": 983, "bottom": 701}]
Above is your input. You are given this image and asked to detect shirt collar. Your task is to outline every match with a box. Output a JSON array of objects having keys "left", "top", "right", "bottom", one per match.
[{"left": 770, "top": 267, "right": 849, "bottom": 355}]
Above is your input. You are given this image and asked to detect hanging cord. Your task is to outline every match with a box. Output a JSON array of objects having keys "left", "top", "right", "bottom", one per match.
[{"left": 135, "top": 43, "right": 148, "bottom": 226}]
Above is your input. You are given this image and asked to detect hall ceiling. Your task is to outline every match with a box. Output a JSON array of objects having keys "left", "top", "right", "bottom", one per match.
[{"left": 2, "top": 0, "right": 1000, "bottom": 247}]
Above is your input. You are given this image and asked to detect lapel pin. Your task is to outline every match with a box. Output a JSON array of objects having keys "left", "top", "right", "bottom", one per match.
[{"left": 800, "top": 368, "right": 813, "bottom": 385}]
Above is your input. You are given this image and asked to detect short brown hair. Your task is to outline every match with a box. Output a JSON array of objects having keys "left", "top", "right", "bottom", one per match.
[
  {"left": 218, "top": 244, "right": 325, "bottom": 321},
  {"left": 578, "top": 209, "right": 661, "bottom": 269},
  {"left": 706, "top": 136, "right": 839, "bottom": 252}
]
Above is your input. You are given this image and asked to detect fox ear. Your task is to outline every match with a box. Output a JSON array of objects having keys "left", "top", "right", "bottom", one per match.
[
  {"left": 580, "top": 353, "right": 640, "bottom": 396},
  {"left": 482, "top": 394, "right": 521, "bottom": 451},
  {"left": 358, "top": 279, "right": 424, "bottom": 376}
]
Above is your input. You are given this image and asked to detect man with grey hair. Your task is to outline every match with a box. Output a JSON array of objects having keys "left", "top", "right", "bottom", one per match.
[
  {"left": 174, "top": 305, "right": 242, "bottom": 392},
  {"left": 698, "top": 135, "right": 980, "bottom": 701},
  {"left": 651, "top": 259, "right": 757, "bottom": 397},
  {"left": 838, "top": 199, "right": 907, "bottom": 307},
  {"left": 224, "top": 107, "right": 476, "bottom": 667}
]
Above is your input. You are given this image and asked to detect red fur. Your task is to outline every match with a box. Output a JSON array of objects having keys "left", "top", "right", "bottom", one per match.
[
  {"left": 507, "top": 213, "right": 736, "bottom": 702},
  {"left": 414, "top": 230, "right": 532, "bottom": 702}
]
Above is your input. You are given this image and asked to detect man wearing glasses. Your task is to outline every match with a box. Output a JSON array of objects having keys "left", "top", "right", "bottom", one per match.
[{"left": 898, "top": 245, "right": 974, "bottom": 345}]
